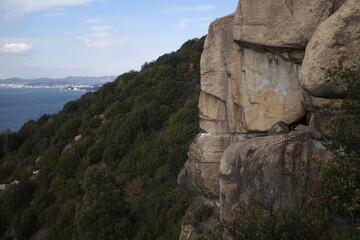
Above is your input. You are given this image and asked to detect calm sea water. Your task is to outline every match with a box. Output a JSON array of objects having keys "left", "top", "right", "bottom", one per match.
[{"left": 0, "top": 88, "right": 84, "bottom": 132}]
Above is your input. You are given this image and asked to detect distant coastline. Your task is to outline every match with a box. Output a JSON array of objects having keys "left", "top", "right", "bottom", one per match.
[
  {"left": 0, "top": 84, "right": 99, "bottom": 92},
  {"left": 0, "top": 76, "right": 117, "bottom": 92}
]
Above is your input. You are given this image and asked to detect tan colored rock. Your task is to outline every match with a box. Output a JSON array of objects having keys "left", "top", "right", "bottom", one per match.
[
  {"left": 74, "top": 134, "right": 82, "bottom": 142},
  {"left": 233, "top": 0, "right": 344, "bottom": 48},
  {"left": 300, "top": 0, "right": 360, "bottom": 98},
  {"left": 200, "top": 14, "right": 236, "bottom": 101},
  {"left": 178, "top": 133, "right": 245, "bottom": 198},
  {"left": 219, "top": 132, "right": 333, "bottom": 220},
  {"left": 200, "top": 16, "right": 305, "bottom": 133},
  {"left": 268, "top": 121, "right": 290, "bottom": 135},
  {"left": 200, "top": 14, "right": 245, "bottom": 133},
  {"left": 238, "top": 49, "right": 305, "bottom": 131},
  {"left": 302, "top": 92, "right": 343, "bottom": 112},
  {"left": 294, "top": 124, "right": 309, "bottom": 132},
  {"left": 199, "top": 92, "right": 229, "bottom": 133}
]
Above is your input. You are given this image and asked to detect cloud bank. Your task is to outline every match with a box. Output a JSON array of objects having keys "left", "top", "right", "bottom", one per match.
[
  {"left": 78, "top": 25, "right": 132, "bottom": 48},
  {"left": 0, "top": 43, "right": 32, "bottom": 53},
  {"left": 1, "top": 0, "right": 103, "bottom": 21}
]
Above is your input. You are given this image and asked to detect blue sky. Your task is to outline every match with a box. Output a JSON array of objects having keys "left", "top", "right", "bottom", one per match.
[{"left": 0, "top": 0, "right": 238, "bottom": 79}]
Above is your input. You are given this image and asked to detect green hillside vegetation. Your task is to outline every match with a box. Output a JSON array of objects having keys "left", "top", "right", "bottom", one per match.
[{"left": 0, "top": 36, "right": 205, "bottom": 240}]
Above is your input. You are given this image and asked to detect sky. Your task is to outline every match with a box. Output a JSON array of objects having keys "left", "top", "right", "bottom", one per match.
[{"left": 0, "top": 0, "right": 238, "bottom": 79}]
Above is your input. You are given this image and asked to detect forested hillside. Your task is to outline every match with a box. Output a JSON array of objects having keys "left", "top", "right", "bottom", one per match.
[{"left": 0, "top": 36, "right": 205, "bottom": 240}]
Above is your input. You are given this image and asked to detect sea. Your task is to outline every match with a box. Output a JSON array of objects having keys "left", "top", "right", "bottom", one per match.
[{"left": 0, "top": 88, "right": 84, "bottom": 132}]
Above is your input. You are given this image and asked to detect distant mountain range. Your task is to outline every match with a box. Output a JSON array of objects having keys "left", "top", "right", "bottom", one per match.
[{"left": 0, "top": 76, "right": 117, "bottom": 91}]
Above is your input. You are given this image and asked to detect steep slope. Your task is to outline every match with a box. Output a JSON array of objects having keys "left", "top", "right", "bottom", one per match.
[{"left": 0, "top": 37, "right": 205, "bottom": 240}]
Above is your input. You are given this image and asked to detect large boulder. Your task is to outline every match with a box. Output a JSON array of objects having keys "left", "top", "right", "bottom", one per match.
[
  {"left": 199, "top": 14, "right": 245, "bottom": 133},
  {"left": 302, "top": 93, "right": 343, "bottom": 112},
  {"left": 233, "top": 0, "right": 345, "bottom": 48},
  {"left": 200, "top": 16, "right": 305, "bottom": 133},
  {"left": 236, "top": 48, "right": 305, "bottom": 132},
  {"left": 219, "top": 131, "right": 333, "bottom": 220},
  {"left": 268, "top": 121, "right": 290, "bottom": 135},
  {"left": 178, "top": 133, "right": 246, "bottom": 198},
  {"left": 299, "top": 0, "right": 360, "bottom": 98}
]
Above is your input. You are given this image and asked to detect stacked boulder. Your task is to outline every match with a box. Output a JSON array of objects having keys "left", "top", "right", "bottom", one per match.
[{"left": 178, "top": 0, "right": 359, "bottom": 239}]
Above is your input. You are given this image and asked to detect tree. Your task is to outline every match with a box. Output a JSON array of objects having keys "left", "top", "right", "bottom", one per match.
[
  {"left": 317, "top": 65, "right": 360, "bottom": 236},
  {"left": 73, "top": 166, "right": 131, "bottom": 240},
  {"left": 322, "top": 65, "right": 360, "bottom": 155}
]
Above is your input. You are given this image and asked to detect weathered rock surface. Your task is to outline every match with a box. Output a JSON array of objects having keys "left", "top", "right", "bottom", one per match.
[
  {"left": 74, "top": 134, "right": 82, "bottom": 142},
  {"left": 239, "top": 49, "right": 305, "bottom": 131},
  {"left": 178, "top": 0, "right": 358, "bottom": 238},
  {"left": 300, "top": 0, "right": 360, "bottom": 98},
  {"left": 199, "top": 14, "right": 244, "bottom": 133},
  {"left": 200, "top": 15, "right": 305, "bottom": 133},
  {"left": 302, "top": 93, "right": 343, "bottom": 112},
  {"left": 234, "top": 0, "right": 344, "bottom": 49},
  {"left": 268, "top": 121, "right": 290, "bottom": 135},
  {"left": 219, "top": 131, "right": 333, "bottom": 220},
  {"left": 178, "top": 133, "right": 246, "bottom": 198},
  {"left": 233, "top": 0, "right": 344, "bottom": 48}
]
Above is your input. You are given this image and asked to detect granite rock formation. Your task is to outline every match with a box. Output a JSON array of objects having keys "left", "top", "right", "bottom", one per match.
[
  {"left": 300, "top": 0, "right": 360, "bottom": 98},
  {"left": 179, "top": 0, "right": 360, "bottom": 238},
  {"left": 219, "top": 131, "right": 333, "bottom": 220}
]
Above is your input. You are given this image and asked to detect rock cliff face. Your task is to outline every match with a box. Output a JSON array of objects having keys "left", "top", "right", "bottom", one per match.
[{"left": 178, "top": 0, "right": 359, "bottom": 238}]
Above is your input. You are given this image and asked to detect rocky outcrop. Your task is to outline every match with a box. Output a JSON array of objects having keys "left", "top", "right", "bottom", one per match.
[
  {"left": 199, "top": 14, "right": 243, "bottom": 133},
  {"left": 179, "top": 0, "right": 359, "bottom": 239},
  {"left": 178, "top": 133, "right": 248, "bottom": 198},
  {"left": 302, "top": 94, "right": 343, "bottom": 112},
  {"left": 300, "top": 0, "right": 360, "bottom": 98},
  {"left": 219, "top": 131, "right": 332, "bottom": 220},
  {"left": 233, "top": 0, "right": 344, "bottom": 48},
  {"left": 268, "top": 121, "right": 290, "bottom": 135},
  {"left": 200, "top": 15, "right": 305, "bottom": 133}
]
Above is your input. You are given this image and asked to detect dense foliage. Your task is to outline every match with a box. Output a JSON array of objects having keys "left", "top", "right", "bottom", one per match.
[
  {"left": 197, "top": 66, "right": 360, "bottom": 240},
  {"left": 319, "top": 65, "right": 360, "bottom": 236},
  {"left": 0, "top": 37, "right": 205, "bottom": 240}
]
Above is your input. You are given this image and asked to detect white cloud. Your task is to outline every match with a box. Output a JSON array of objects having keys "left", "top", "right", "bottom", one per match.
[
  {"left": 41, "top": 11, "right": 67, "bottom": 17},
  {"left": 1, "top": 0, "right": 103, "bottom": 21},
  {"left": 23, "top": 62, "right": 37, "bottom": 67},
  {"left": 0, "top": 37, "right": 53, "bottom": 45},
  {"left": 78, "top": 25, "right": 132, "bottom": 48},
  {"left": 166, "top": 5, "right": 216, "bottom": 12},
  {"left": 0, "top": 43, "right": 32, "bottom": 53},
  {"left": 91, "top": 25, "right": 112, "bottom": 34},
  {"left": 84, "top": 18, "right": 102, "bottom": 24},
  {"left": 176, "top": 17, "right": 213, "bottom": 29}
]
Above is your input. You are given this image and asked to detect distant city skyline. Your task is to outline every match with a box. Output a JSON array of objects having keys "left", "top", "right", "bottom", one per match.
[{"left": 0, "top": 0, "right": 238, "bottom": 79}]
